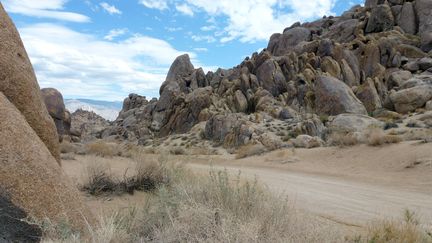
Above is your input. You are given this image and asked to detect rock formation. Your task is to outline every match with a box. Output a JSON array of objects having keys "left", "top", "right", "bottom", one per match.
[
  {"left": 0, "top": 4, "right": 93, "bottom": 237},
  {"left": 71, "top": 109, "right": 111, "bottom": 142},
  {"left": 41, "top": 88, "right": 71, "bottom": 141},
  {"left": 105, "top": 0, "right": 432, "bottom": 152},
  {"left": 0, "top": 4, "right": 60, "bottom": 162},
  {"left": 0, "top": 93, "right": 92, "bottom": 236}
]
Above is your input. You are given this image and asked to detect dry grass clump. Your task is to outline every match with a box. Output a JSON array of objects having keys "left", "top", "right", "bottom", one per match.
[
  {"left": 80, "top": 158, "right": 169, "bottom": 196},
  {"left": 327, "top": 131, "right": 360, "bottom": 147},
  {"left": 366, "top": 128, "right": 402, "bottom": 147},
  {"left": 349, "top": 210, "right": 432, "bottom": 243},
  {"left": 235, "top": 143, "right": 267, "bottom": 159},
  {"left": 85, "top": 141, "right": 121, "bottom": 158}
]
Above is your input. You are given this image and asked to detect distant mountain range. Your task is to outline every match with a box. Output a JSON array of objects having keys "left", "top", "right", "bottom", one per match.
[{"left": 65, "top": 99, "right": 123, "bottom": 121}]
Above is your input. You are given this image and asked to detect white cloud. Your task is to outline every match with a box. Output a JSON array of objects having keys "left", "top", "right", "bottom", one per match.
[
  {"left": 100, "top": 2, "right": 122, "bottom": 15},
  {"left": 184, "top": 0, "right": 336, "bottom": 43},
  {"left": 193, "top": 47, "right": 208, "bottom": 52},
  {"left": 175, "top": 4, "right": 194, "bottom": 16},
  {"left": 18, "top": 23, "right": 198, "bottom": 100},
  {"left": 104, "top": 28, "right": 128, "bottom": 40},
  {"left": 165, "top": 27, "right": 183, "bottom": 32},
  {"left": 2, "top": 0, "right": 90, "bottom": 22},
  {"left": 191, "top": 35, "right": 216, "bottom": 43},
  {"left": 201, "top": 25, "right": 216, "bottom": 31},
  {"left": 139, "top": 0, "right": 168, "bottom": 10}
]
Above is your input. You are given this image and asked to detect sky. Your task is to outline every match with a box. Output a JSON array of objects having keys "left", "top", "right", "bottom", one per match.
[{"left": 3, "top": 0, "right": 364, "bottom": 101}]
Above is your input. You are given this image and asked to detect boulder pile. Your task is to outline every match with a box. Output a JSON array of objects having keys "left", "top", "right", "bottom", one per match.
[{"left": 105, "top": 0, "right": 432, "bottom": 152}]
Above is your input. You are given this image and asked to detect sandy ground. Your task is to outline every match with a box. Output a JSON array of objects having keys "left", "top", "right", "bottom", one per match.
[{"left": 62, "top": 141, "right": 432, "bottom": 228}]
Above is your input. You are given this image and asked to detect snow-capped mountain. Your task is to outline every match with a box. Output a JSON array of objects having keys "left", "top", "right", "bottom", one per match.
[{"left": 65, "top": 99, "right": 122, "bottom": 121}]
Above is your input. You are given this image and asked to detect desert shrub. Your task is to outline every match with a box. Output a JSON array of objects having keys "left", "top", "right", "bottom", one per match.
[
  {"left": 80, "top": 164, "right": 119, "bottom": 196},
  {"left": 235, "top": 143, "right": 267, "bottom": 159},
  {"left": 366, "top": 128, "right": 402, "bottom": 146},
  {"left": 327, "top": 131, "right": 360, "bottom": 147},
  {"left": 125, "top": 168, "right": 331, "bottom": 242},
  {"left": 85, "top": 141, "right": 121, "bottom": 158},
  {"left": 80, "top": 156, "right": 171, "bottom": 196},
  {"left": 349, "top": 210, "right": 432, "bottom": 243}
]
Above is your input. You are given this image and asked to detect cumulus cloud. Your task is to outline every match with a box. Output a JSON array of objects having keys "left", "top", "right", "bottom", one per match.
[
  {"left": 2, "top": 0, "right": 90, "bottom": 22},
  {"left": 104, "top": 28, "right": 128, "bottom": 40},
  {"left": 18, "top": 23, "right": 197, "bottom": 100},
  {"left": 185, "top": 0, "right": 336, "bottom": 43},
  {"left": 139, "top": 0, "right": 168, "bottom": 10},
  {"left": 100, "top": 2, "right": 122, "bottom": 15},
  {"left": 193, "top": 47, "right": 208, "bottom": 52},
  {"left": 201, "top": 25, "right": 217, "bottom": 31},
  {"left": 137, "top": 0, "right": 335, "bottom": 43},
  {"left": 176, "top": 4, "right": 194, "bottom": 16}
]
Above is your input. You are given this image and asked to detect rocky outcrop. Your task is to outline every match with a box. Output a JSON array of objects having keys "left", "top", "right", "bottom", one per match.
[
  {"left": 204, "top": 113, "right": 254, "bottom": 148},
  {"left": 0, "top": 92, "right": 92, "bottom": 234},
  {"left": 71, "top": 109, "right": 110, "bottom": 142},
  {"left": 41, "top": 88, "right": 71, "bottom": 140},
  {"left": 105, "top": 0, "right": 432, "bottom": 152},
  {"left": 0, "top": 4, "right": 60, "bottom": 161}
]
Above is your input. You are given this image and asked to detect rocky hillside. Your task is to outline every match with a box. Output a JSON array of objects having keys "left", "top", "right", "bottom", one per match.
[
  {"left": 70, "top": 109, "right": 111, "bottom": 142},
  {"left": 103, "top": 0, "right": 432, "bottom": 151}
]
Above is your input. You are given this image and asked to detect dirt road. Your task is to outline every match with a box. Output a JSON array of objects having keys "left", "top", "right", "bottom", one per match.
[
  {"left": 191, "top": 162, "right": 432, "bottom": 227},
  {"left": 64, "top": 141, "right": 432, "bottom": 228}
]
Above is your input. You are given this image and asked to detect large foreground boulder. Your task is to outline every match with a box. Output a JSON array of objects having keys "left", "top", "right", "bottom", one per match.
[
  {"left": 0, "top": 4, "right": 60, "bottom": 162},
  {"left": 315, "top": 76, "right": 367, "bottom": 116},
  {"left": 0, "top": 93, "right": 93, "bottom": 234}
]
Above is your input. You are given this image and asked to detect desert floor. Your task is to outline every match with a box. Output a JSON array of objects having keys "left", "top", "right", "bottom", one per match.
[{"left": 63, "top": 141, "right": 432, "bottom": 232}]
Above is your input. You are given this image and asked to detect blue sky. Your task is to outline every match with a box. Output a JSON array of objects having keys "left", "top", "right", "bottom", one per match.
[{"left": 3, "top": 0, "right": 363, "bottom": 101}]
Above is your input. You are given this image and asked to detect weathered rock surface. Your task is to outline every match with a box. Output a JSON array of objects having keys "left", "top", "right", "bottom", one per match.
[
  {"left": 291, "top": 135, "right": 323, "bottom": 148},
  {"left": 315, "top": 76, "right": 367, "bottom": 116},
  {"left": 0, "top": 4, "right": 60, "bottom": 161},
  {"left": 390, "top": 85, "right": 432, "bottom": 113},
  {"left": 0, "top": 92, "right": 92, "bottom": 234},
  {"left": 41, "top": 88, "right": 71, "bottom": 139},
  {"left": 0, "top": 191, "right": 42, "bottom": 242},
  {"left": 327, "top": 113, "right": 384, "bottom": 133},
  {"left": 365, "top": 4, "right": 394, "bottom": 33}
]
